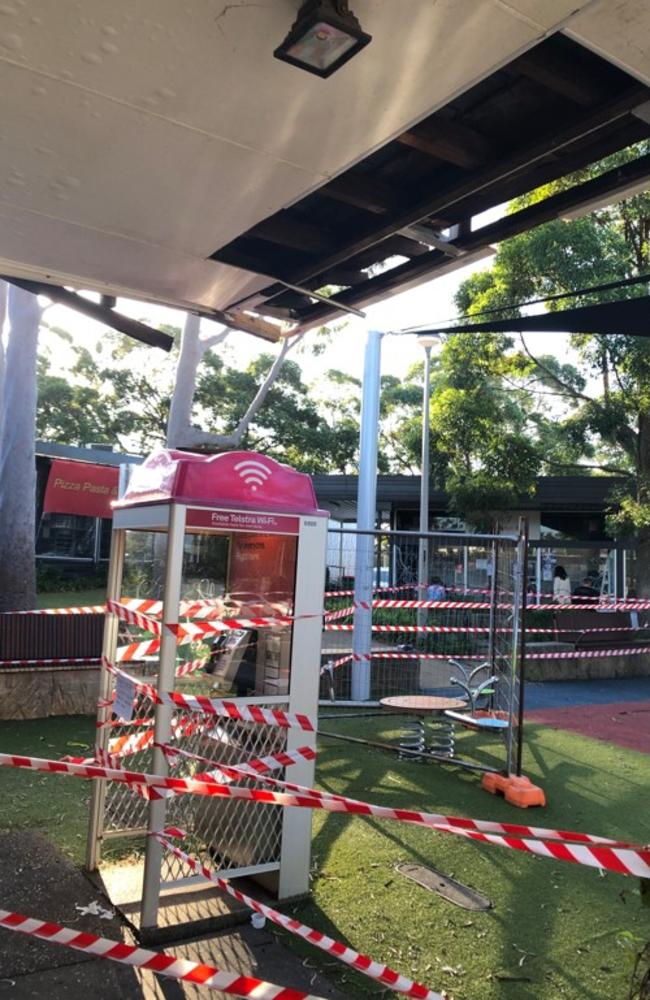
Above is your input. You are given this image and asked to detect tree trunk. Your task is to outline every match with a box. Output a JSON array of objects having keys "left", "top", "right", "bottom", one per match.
[
  {"left": 166, "top": 313, "right": 202, "bottom": 447},
  {"left": 635, "top": 411, "right": 650, "bottom": 598},
  {"left": 167, "top": 315, "right": 302, "bottom": 452},
  {"left": 0, "top": 286, "right": 42, "bottom": 610}
]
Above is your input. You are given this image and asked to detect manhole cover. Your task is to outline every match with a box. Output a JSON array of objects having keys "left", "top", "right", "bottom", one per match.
[{"left": 396, "top": 863, "right": 493, "bottom": 911}]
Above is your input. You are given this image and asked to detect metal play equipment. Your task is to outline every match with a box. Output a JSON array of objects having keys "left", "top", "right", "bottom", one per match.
[{"left": 86, "top": 449, "right": 328, "bottom": 928}]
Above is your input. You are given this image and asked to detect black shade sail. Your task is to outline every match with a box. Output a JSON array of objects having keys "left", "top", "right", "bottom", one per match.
[{"left": 422, "top": 294, "right": 650, "bottom": 339}]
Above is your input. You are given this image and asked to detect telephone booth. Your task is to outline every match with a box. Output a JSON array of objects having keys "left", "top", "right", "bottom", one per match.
[{"left": 86, "top": 449, "right": 328, "bottom": 929}]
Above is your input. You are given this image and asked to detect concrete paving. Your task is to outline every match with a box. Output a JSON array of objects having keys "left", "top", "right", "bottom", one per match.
[{"left": 0, "top": 832, "right": 347, "bottom": 999}]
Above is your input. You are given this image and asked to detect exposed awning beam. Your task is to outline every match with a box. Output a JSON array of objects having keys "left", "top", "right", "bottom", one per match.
[
  {"left": 413, "top": 293, "right": 650, "bottom": 338},
  {"left": 2, "top": 278, "right": 174, "bottom": 352},
  {"left": 289, "top": 149, "right": 650, "bottom": 327}
]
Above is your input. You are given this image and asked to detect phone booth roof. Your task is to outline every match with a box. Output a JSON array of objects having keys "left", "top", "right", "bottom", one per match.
[{"left": 115, "top": 448, "right": 327, "bottom": 516}]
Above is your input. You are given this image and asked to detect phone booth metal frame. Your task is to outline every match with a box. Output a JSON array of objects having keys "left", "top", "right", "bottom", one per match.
[{"left": 86, "top": 449, "right": 328, "bottom": 929}]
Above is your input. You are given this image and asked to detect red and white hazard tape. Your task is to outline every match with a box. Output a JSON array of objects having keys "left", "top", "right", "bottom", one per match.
[
  {"left": 105, "top": 660, "right": 315, "bottom": 732},
  {"left": 0, "top": 750, "right": 647, "bottom": 877},
  {"left": 0, "top": 657, "right": 102, "bottom": 668},
  {"left": 365, "top": 598, "right": 650, "bottom": 613},
  {"left": 143, "top": 744, "right": 317, "bottom": 801},
  {"left": 325, "top": 583, "right": 417, "bottom": 598},
  {"left": 168, "top": 617, "right": 292, "bottom": 641},
  {"left": 174, "top": 657, "right": 209, "bottom": 677},
  {"left": 115, "top": 638, "right": 161, "bottom": 662},
  {"left": 320, "top": 655, "right": 352, "bottom": 675},
  {"left": 0, "top": 909, "right": 320, "bottom": 999},
  {"left": 325, "top": 623, "right": 650, "bottom": 635},
  {"left": 155, "top": 831, "right": 442, "bottom": 1000},
  {"left": 0, "top": 605, "right": 105, "bottom": 616},
  {"left": 526, "top": 644, "right": 650, "bottom": 660},
  {"left": 326, "top": 646, "right": 650, "bottom": 664},
  {"left": 162, "top": 743, "right": 315, "bottom": 783},
  {"left": 106, "top": 599, "right": 161, "bottom": 635},
  {"left": 323, "top": 605, "right": 355, "bottom": 622},
  {"left": 345, "top": 651, "right": 485, "bottom": 662}
]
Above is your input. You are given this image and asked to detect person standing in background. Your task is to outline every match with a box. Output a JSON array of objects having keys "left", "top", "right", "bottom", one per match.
[{"left": 553, "top": 565, "right": 571, "bottom": 604}]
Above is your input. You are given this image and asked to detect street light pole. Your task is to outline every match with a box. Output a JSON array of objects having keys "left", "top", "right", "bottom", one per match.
[{"left": 417, "top": 335, "right": 442, "bottom": 627}]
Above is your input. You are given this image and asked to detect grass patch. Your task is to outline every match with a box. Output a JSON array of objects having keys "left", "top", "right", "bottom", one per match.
[
  {"left": 36, "top": 589, "right": 106, "bottom": 609},
  {"left": 289, "top": 715, "right": 650, "bottom": 999},
  {"left": 0, "top": 712, "right": 648, "bottom": 997}
]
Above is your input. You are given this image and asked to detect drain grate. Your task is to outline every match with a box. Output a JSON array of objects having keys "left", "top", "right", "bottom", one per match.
[{"left": 396, "top": 863, "right": 493, "bottom": 911}]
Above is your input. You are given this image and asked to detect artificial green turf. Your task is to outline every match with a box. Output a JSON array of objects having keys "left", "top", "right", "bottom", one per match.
[
  {"left": 0, "top": 713, "right": 648, "bottom": 998},
  {"left": 287, "top": 715, "right": 650, "bottom": 1000},
  {"left": 0, "top": 715, "right": 96, "bottom": 864}
]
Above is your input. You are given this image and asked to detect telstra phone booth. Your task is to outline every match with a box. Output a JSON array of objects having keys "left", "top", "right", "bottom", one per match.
[{"left": 86, "top": 449, "right": 328, "bottom": 929}]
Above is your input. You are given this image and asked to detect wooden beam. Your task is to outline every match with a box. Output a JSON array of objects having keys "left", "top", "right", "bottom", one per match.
[
  {"left": 257, "top": 84, "right": 649, "bottom": 295},
  {"left": 4, "top": 279, "right": 174, "bottom": 351},
  {"left": 249, "top": 213, "right": 333, "bottom": 254},
  {"left": 320, "top": 173, "right": 400, "bottom": 214},
  {"left": 287, "top": 150, "right": 650, "bottom": 327},
  {"left": 396, "top": 117, "right": 490, "bottom": 169},
  {"left": 513, "top": 47, "right": 605, "bottom": 107}
]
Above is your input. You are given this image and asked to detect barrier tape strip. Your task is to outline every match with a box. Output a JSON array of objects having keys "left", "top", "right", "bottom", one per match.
[
  {"left": 174, "top": 657, "right": 209, "bottom": 677},
  {"left": 104, "top": 660, "right": 315, "bottom": 732},
  {"left": 106, "top": 599, "right": 161, "bottom": 635},
  {"left": 161, "top": 743, "right": 315, "bottom": 783},
  {"left": 373, "top": 598, "right": 650, "bottom": 612},
  {"left": 0, "top": 605, "right": 106, "bottom": 616},
  {"left": 143, "top": 744, "right": 318, "bottom": 801},
  {"left": 0, "top": 751, "right": 646, "bottom": 877},
  {"left": 323, "top": 605, "right": 356, "bottom": 622},
  {"left": 115, "top": 638, "right": 161, "bottom": 662},
  {"left": 333, "top": 646, "right": 650, "bottom": 663},
  {"left": 154, "top": 832, "right": 442, "bottom": 1000},
  {"left": 0, "top": 909, "right": 321, "bottom": 999},
  {"left": 0, "top": 657, "right": 101, "bottom": 668},
  {"left": 324, "top": 623, "right": 650, "bottom": 635},
  {"left": 325, "top": 583, "right": 417, "bottom": 598},
  {"left": 175, "top": 752, "right": 635, "bottom": 850},
  {"left": 168, "top": 617, "right": 293, "bottom": 640}
]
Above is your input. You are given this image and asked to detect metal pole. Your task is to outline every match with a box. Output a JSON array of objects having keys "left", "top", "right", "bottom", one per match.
[
  {"left": 417, "top": 344, "right": 432, "bottom": 628},
  {"left": 515, "top": 518, "right": 529, "bottom": 777},
  {"left": 352, "top": 329, "right": 383, "bottom": 702},
  {"left": 141, "top": 503, "right": 186, "bottom": 928}
]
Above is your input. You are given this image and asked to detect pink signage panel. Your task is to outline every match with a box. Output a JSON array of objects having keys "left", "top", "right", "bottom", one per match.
[{"left": 116, "top": 448, "right": 326, "bottom": 516}]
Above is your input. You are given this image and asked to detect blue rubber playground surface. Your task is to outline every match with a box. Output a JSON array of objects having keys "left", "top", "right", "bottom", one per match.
[{"left": 524, "top": 676, "right": 650, "bottom": 710}]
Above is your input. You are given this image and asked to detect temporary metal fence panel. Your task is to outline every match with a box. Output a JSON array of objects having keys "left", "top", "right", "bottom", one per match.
[
  {"left": 98, "top": 646, "right": 288, "bottom": 888},
  {"left": 322, "top": 525, "right": 525, "bottom": 775}
]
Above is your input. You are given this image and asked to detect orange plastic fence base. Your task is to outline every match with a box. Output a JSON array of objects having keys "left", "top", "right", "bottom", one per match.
[{"left": 481, "top": 772, "right": 546, "bottom": 809}]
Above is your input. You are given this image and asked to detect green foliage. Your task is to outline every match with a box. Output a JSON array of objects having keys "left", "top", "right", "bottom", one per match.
[{"left": 453, "top": 141, "right": 650, "bottom": 543}]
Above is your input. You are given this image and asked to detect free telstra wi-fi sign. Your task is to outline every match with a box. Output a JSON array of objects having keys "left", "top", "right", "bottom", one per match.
[{"left": 233, "top": 458, "right": 273, "bottom": 493}]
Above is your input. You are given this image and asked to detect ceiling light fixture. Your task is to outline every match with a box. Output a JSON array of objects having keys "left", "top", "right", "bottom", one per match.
[{"left": 274, "top": 0, "right": 371, "bottom": 79}]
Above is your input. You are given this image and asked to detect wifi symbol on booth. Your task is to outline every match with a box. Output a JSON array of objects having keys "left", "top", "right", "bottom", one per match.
[{"left": 234, "top": 459, "right": 272, "bottom": 492}]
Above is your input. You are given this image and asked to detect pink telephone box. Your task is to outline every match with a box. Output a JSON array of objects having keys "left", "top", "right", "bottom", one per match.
[{"left": 87, "top": 450, "right": 328, "bottom": 929}]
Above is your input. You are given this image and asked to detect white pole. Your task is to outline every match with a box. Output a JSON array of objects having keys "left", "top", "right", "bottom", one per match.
[
  {"left": 352, "top": 329, "right": 383, "bottom": 702},
  {"left": 141, "top": 503, "right": 186, "bottom": 928},
  {"left": 416, "top": 336, "right": 441, "bottom": 626}
]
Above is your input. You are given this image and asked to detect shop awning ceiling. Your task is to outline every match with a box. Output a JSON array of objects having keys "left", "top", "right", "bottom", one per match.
[{"left": 2, "top": 2, "right": 650, "bottom": 338}]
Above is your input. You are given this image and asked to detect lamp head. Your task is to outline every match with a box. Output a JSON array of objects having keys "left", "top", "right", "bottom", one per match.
[
  {"left": 274, "top": 0, "right": 372, "bottom": 79},
  {"left": 417, "top": 333, "right": 444, "bottom": 350}
]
